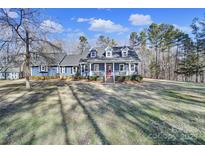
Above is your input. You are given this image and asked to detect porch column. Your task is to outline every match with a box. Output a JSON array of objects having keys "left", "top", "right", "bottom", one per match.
[
  {"left": 89, "top": 63, "right": 92, "bottom": 76},
  {"left": 128, "top": 63, "right": 131, "bottom": 75},
  {"left": 113, "top": 62, "right": 115, "bottom": 83},
  {"left": 80, "top": 64, "right": 82, "bottom": 76},
  {"left": 104, "top": 63, "right": 106, "bottom": 82},
  {"left": 84, "top": 65, "right": 86, "bottom": 76}
]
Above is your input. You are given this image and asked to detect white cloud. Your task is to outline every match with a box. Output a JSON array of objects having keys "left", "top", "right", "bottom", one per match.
[
  {"left": 77, "top": 18, "right": 95, "bottom": 22},
  {"left": 89, "top": 19, "right": 128, "bottom": 33},
  {"left": 129, "top": 13, "right": 152, "bottom": 26},
  {"left": 173, "top": 24, "right": 192, "bottom": 33},
  {"left": 77, "top": 17, "right": 128, "bottom": 33},
  {"left": 41, "top": 20, "right": 64, "bottom": 33}
]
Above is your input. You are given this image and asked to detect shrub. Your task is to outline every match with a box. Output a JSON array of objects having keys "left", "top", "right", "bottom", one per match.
[
  {"left": 130, "top": 75, "right": 143, "bottom": 82},
  {"left": 115, "top": 76, "right": 125, "bottom": 82},
  {"left": 88, "top": 76, "right": 99, "bottom": 81}
]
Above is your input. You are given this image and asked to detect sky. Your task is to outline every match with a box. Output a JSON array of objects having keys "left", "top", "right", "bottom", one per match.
[{"left": 41, "top": 8, "right": 204, "bottom": 46}]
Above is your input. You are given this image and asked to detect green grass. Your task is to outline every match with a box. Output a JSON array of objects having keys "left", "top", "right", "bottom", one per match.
[{"left": 0, "top": 78, "right": 205, "bottom": 144}]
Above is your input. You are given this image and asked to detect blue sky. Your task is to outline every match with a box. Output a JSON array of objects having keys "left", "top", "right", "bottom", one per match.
[{"left": 42, "top": 9, "right": 205, "bottom": 45}]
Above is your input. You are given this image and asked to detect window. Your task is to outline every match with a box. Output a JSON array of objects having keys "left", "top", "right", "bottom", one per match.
[
  {"left": 131, "top": 64, "right": 135, "bottom": 72},
  {"left": 91, "top": 51, "right": 96, "bottom": 58},
  {"left": 72, "top": 67, "right": 77, "bottom": 74},
  {"left": 106, "top": 51, "right": 112, "bottom": 57},
  {"left": 119, "top": 64, "right": 124, "bottom": 72},
  {"left": 40, "top": 66, "right": 48, "bottom": 72},
  {"left": 61, "top": 67, "right": 65, "bottom": 73},
  {"left": 94, "top": 64, "right": 99, "bottom": 72},
  {"left": 122, "top": 51, "right": 128, "bottom": 57}
]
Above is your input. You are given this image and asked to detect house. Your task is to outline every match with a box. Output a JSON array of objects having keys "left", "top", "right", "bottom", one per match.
[
  {"left": 0, "top": 66, "right": 23, "bottom": 80},
  {"left": 30, "top": 46, "right": 140, "bottom": 82},
  {"left": 79, "top": 46, "right": 140, "bottom": 82}
]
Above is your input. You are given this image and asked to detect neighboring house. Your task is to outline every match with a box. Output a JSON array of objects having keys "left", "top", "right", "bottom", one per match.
[
  {"left": 30, "top": 46, "right": 140, "bottom": 82},
  {"left": 0, "top": 66, "right": 23, "bottom": 80}
]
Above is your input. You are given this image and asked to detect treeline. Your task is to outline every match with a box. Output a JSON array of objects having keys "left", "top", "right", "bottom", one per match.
[{"left": 129, "top": 16, "right": 205, "bottom": 83}]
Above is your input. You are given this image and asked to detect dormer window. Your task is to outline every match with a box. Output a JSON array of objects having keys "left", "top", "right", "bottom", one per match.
[
  {"left": 122, "top": 51, "right": 128, "bottom": 57},
  {"left": 121, "top": 47, "right": 129, "bottom": 57},
  {"left": 105, "top": 46, "right": 113, "bottom": 58},
  {"left": 106, "top": 51, "right": 112, "bottom": 57},
  {"left": 90, "top": 51, "right": 96, "bottom": 58}
]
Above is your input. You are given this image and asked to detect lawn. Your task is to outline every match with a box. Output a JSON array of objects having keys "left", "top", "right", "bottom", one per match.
[{"left": 0, "top": 78, "right": 205, "bottom": 144}]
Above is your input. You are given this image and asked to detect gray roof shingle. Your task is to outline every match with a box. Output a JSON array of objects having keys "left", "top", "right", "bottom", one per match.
[{"left": 31, "top": 52, "right": 66, "bottom": 66}]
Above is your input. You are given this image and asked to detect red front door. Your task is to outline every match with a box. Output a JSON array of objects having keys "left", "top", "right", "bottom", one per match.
[{"left": 106, "top": 64, "right": 112, "bottom": 77}]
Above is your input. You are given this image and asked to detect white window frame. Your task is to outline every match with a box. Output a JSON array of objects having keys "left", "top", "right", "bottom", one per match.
[
  {"left": 93, "top": 64, "right": 99, "bottom": 72},
  {"left": 72, "top": 67, "right": 77, "bottom": 74},
  {"left": 122, "top": 51, "right": 128, "bottom": 57},
  {"left": 90, "top": 51, "right": 96, "bottom": 58},
  {"left": 106, "top": 51, "right": 112, "bottom": 57},
  {"left": 61, "top": 67, "right": 65, "bottom": 73},
  {"left": 40, "top": 65, "right": 48, "bottom": 72},
  {"left": 119, "top": 64, "right": 125, "bottom": 72},
  {"left": 130, "top": 64, "right": 135, "bottom": 72}
]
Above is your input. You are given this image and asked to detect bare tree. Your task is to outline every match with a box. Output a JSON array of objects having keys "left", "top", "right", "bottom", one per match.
[{"left": 0, "top": 8, "right": 60, "bottom": 89}]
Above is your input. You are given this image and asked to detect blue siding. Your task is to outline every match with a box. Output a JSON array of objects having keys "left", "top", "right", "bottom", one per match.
[
  {"left": 48, "top": 66, "right": 58, "bottom": 76},
  {"left": 60, "top": 66, "right": 74, "bottom": 76},
  {"left": 31, "top": 66, "right": 58, "bottom": 76}
]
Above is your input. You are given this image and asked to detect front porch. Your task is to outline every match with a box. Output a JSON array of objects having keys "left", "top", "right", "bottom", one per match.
[{"left": 80, "top": 62, "right": 138, "bottom": 83}]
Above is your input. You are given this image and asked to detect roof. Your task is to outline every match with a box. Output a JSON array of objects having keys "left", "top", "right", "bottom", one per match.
[
  {"left": 81, "top": 46, "right": 140, "bottom": 63},
  {"left": 0, "top": 67, "right": 7, "bottom": 72},
  {"left": 31, "top": 52, "right": 66, "bottom": 66},
  {"left": 6, "top": 67, "right": 21, "bottom": 73},
  {"left": 60, "top": 54, "right": 83, "bottom": 66},
  {"left": 0, "top": 66, "right": 21, "bottom": 73}
]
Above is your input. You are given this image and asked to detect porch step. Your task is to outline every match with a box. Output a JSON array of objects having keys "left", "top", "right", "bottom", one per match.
[{"left": 105, "top": 77, "right": 113, "bottom": 83}]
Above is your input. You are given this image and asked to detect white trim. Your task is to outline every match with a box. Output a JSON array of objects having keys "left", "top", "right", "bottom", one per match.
[
  {"left": 93, "top": 64, "right": 99, "bottom": 72},
  {"left": 106, "top": 51, "right": 112, "bottom": 57},
  {"left": 89, "top": 63, "right": 92, "bottom": 76},
  {"left": 105, "top": 46, "right": 113, "bottom": 58},
  {"left": 57, "top": 66, "right": 59, "bottom": 73},
  {"left": 130, "top": 64, "right": 135, "bottom": 72},
  {"left": 72, "top": 67, "right": 77, "bottom": 74},
  {"left": 61, "top": 66, "right": 65, "bottom": 73},
  {"left": 40, "top": 65, "right": 48, "bottom": 72}
]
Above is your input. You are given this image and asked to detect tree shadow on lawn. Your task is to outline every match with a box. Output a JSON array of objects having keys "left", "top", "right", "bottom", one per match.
[
  {"left": 159, "top": 90, "right": 205, "bottom": 108},
  {"left": 0, "top": 82, "right": 58, "bottom": 144},
  {"left": 68, "top": 83, "right": 111, "bottom": 145},
  {"left": 117, "top": 80, "right": 205, "bottom": 96},
  {"left": 57, "top": 88, "right": 70, "bottom": 145},
  {"left": 72, "top": 82, "right": 205, "bottom": 145}
]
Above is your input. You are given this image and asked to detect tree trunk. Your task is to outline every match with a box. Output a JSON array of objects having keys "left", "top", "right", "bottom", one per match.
[
  {"left": 174, "top": 46, "right": 179, "bottom": 81},
  {"left": 168, "top": 48, "right": 171, "bottom": 80},
  {"left": 195, "top": 46, "right": 200, "bottom": 83},
  {"left": 25, "top": 30, "right": 31, "bottom": 89},
  {"left": 155, "top": 47, "right": 159, "bottom": 79}
]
